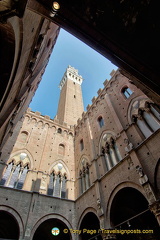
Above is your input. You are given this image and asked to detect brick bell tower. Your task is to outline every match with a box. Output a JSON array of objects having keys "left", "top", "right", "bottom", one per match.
[{"left": 56, "top": 65, "right": 84, "bottom": 126}]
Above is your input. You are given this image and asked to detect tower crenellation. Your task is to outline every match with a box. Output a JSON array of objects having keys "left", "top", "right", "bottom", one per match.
[{"left": 59, "top": 65, "right": 83, "bottom": 90}]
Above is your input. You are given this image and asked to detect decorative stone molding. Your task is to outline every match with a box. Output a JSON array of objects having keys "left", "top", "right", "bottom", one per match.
[
  {"left": 124, "top": 138, "right": 133, "bottom": 152},
  {"left": 149, "top": 200, "right": 160, "bottom": 217},
  {"left": 136, "top": 165, "right": 156, "bottom": 204}
]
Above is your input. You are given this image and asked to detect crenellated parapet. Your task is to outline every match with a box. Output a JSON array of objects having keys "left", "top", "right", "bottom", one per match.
[
  {"left": 25, "top": 108, "right": 74, "bottom": 136},
  {"left": 59, "top": 65, "right": 83, "bottom": 90},
  {"left": 75, "top": 68, "right": 121, "bottom": 129}
]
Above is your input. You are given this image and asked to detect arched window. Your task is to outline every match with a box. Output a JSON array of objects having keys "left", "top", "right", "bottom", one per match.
[
  {"left": 122, "top": 87, "right": 133, "bottom": 98},
  {"left": 0, "top": 162, "right": 29, "bottom": 189},
  {"left": 48, "top": 172, "right": 67, "bottom": 198},
  {"left": 47, "top": 163, "right": 67, "bottom": 198},
  {"left": 133, "top": 106, "right": 160, "bottom": 138},
  {"left": 16, "top": 165, "right": 29, "bottom": 189},
  {"left": 58, "top": 144, "right": 65, "bottom": 155},
  {"left": 19, "top": 131, "right": 28, "bottom": 143},
  {"left": 97, "top": 116, "right": 104, "bottom": 128},
  {"left": 57, "top": 128, "right": 62, "bottom": 134},
  {"left": 79, "top": 160, "right": 90, "bottom": 194},
  {"left": 101, "top": 134, "right": 122, "bottom": 171},
  {"left": 80, "top": 139, "right": 84, "bottom": 151}
]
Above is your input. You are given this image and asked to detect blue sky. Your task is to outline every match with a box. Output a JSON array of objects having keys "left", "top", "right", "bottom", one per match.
[{"left": 29, "top": 28, "right": 117, "bottom": 119}]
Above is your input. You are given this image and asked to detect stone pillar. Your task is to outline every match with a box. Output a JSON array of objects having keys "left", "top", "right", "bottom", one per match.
[
  {"left": 82, "top": 168, "right": 86, "bottom": 192},
  {"left": 143, "top": 111, "right": 160, "bottom": 131},
  {"left": 109, "top": 147, "right": 118, "bottom": 166},
  {"left": 79, "top": 171, "right": 83, "bottom": 194},
  {"left": 150, "top": 105, "right": 160, "bottom": 120},
  {"left": 104, "top": 142, "right": 114, "bottom": 168},
  {"left": 85, "top": 167, "right": 90, "bottom": 189},
  {"left": 104, "top": 152, "right": 112, "bottom": 170},
  {"left": 39, "top": 173, "right": 47, "bottom": 194},
  {"left": 136, "top": 118, "right": 152, "bottom": 138},
  {"left": 149, "top": 201, "right": 160, "bottom": 226}
]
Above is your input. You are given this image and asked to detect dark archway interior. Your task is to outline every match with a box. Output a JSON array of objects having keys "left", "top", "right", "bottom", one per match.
[
  {"left": 79, "top": 212, "right": 102, "bottom": 240},
  {"left": 110, "top": 187, "right": 160, "bottom": 240},
  {"left": 155, "top": 159, "right": 160, "bottom": 197},
  {"left": 33, "top": 218, "right": 71, "bottom": 240},
  {"left": 0, "top": 22, "right": 15, "bottom": 106},
  {"left": 0, "top": 210, "right": 19, "bottom": 239}
]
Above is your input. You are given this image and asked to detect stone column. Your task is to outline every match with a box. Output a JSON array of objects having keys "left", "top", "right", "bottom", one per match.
[
  {"left": 143, "top": 111, "right": 160, "bottom": 131},
  {"left": 149, "top": 200, "right": 160, "bottom": 226},
  {"left": 104, "top": 142, "right": 114, "bottom": 168},
  {"left": 150, "top": 105, "right": 160, "bottom": 120},
  {"left": 136, "top": 117, "right": 152, "bottom": 138},
  {"left": 79, "top": 171, "right": 83, "bottom": 194},
  {"left": 115, "top": 145, "right": 122, "bottom": 162},
  {"left": 109, "top": 146, "right": 118, "bottom": 166},
  {"left": 104, "top": 152, "right": 112, "bottom": 170},
  {"left": 82, "top": 168, "right": 86, "bottom": 192},
  {"left": 85, "top": 166, "right": 90, "bottom": 189}
]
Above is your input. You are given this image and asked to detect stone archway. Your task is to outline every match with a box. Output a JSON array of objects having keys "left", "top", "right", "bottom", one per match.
[
  {"left": 32, "top": 218, "right": 72, "bottom": 240},
  {"left": 0, "top": 22, "right": 15, "bottom": 107},
  {"left": 0, "top": 210, "right": 19, "bottom": 239},
  {"left": 79, "top": 212, "right": 102, "bottom": 240},
  {"left": 110, "top": 187, "right": 160, "bottom": 240}
]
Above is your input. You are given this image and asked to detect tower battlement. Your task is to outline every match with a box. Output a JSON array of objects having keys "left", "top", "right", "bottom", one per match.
[{"left": 59, "top": 65, "right": 83, "bottom": 90}]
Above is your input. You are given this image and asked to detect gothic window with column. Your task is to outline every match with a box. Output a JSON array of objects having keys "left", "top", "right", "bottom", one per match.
[
  {"left": 0, "top": 161, "right": 29, "bottom": 189},
  {"left": 47, "top": 163, "right": 67, "bottom": 198},
  {"left": 79, "top": 158, "right": 90, "bottom": 194},
  {"left": 132, "top": 102, "right": 160, "bottom": 139},
  {"left": 101, "top": 133, "right": 122, "bottom": 171}
]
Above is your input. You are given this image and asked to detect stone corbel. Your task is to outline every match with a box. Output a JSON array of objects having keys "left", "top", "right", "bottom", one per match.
[
  {"left": 136, "top": 165, "right": 156, "bottom": 204},
  {"left": 97, "top": 198, "right": 104, "bottom": 216}
]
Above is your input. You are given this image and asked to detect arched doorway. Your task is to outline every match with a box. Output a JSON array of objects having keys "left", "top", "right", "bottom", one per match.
[
  {"left": 32, "top": 218, "right": 71, "bottom": 240},
  {"left": 110, "top": 187, "right": 160, "bottom": 240},
  {"left": 79, "top": 212, "right": 102, "bottom": 240},
  {"left": 0, "top": 210, "right": 19, "bottom": 239}
]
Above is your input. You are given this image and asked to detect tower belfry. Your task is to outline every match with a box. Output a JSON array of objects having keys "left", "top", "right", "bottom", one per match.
[{"left": 56, "top": 65, "right": 84, "bottom": 126}]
